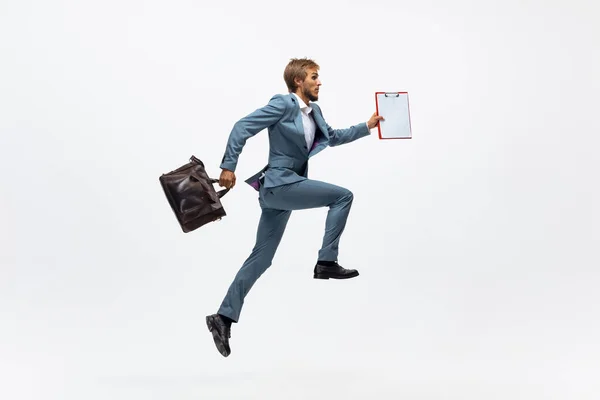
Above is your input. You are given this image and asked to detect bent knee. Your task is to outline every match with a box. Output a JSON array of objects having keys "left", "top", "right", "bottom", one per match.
[{"left": 339, "top": 188, "right": 353, "bottom": 202}]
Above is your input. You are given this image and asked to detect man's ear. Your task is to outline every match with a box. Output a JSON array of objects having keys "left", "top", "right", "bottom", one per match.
[{"left": 294, "top": 76, "right": 304, "bottom": 89}]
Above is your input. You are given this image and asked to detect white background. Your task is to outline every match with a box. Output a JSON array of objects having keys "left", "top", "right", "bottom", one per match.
[{"left": 1, "top": 0, "right": 599, "bottom": 399}]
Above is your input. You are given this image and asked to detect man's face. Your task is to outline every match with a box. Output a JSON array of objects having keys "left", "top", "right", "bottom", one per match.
[{"left": 298, "top": 67, "right": 321, "bottom": 102}]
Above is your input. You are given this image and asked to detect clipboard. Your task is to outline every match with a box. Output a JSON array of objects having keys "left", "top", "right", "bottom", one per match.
[{"left": 375, "top": 91, "right": 412, "bottom": 139}]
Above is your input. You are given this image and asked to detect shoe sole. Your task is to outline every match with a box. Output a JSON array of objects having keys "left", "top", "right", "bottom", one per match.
[
  {"left": 314, "top": 271, "right": 359, "bottom": 279},
  {"left": 206, "top": 316, "right": 230, "bottom": 357}
]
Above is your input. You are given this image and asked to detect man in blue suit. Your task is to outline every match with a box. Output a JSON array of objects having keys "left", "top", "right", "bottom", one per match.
[{"left": 206, "top": 58, "right": 383, "bottom": 357}]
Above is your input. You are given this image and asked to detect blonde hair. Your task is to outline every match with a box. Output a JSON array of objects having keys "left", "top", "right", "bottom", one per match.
[{"left": 283, "top": 58, "right": 320, "bottom": 92}]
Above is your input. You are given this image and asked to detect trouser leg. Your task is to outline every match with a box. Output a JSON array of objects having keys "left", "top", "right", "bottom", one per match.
[
  {"left": 262, "top": 179, "right": 354, "bottom": 262},
  {"left": 217, "top": 207, "right": 291, "bottom": 322}
]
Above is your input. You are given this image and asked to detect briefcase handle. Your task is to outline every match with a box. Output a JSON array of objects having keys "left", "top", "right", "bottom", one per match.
[
  {"left": 189, "top": 155, "right": 230, "bottom": 198},
  {"left": 210, "top": 179, "right": 230, "bottom": 198}
]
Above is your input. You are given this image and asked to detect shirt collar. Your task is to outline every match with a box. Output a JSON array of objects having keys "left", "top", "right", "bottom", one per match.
[{"left": 292, "top": 93, "right": 312, "bottom": 114}]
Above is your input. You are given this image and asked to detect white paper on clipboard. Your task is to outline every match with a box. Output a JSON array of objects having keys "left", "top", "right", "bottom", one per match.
[{"left": 375, "top": 92, "right": 412, "bottom": 139}]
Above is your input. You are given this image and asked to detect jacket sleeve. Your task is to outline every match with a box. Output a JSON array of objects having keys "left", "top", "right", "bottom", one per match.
[
  {"left": 220, "top": 95, "right": 287, "bottom": 172},
  {"left": 313, "top": 104, "right": 370, "bottom": 147},
  {"left": 326, "top": 121, "right": 371, "bottom": 146}
]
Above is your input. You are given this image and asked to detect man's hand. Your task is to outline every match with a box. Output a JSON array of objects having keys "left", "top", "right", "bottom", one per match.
[
  {"left": 367, "top": 112, "right": 384, "bottom": 129},
  {"left": 219, "top": 169, "right": 236, "bottom": 189}
]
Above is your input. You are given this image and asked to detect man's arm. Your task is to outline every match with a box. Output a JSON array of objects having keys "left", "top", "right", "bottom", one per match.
[
  {"left": 218, "top": 95, "right": 287, "bottom": 189},
  {"left": 326, "top": 112, "right": 384, "bottom": 146},
  {"left": 220, "top": 94, "right": 287, "bottom": 172}
]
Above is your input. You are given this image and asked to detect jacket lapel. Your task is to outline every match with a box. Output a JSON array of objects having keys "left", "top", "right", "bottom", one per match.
[
  {"left": 290, "top": 95, "right": 329, "bottom": 156},
  {"left": 311, "top": 107, "right": 329, "bottom": 141},
  {"left": 290, "top": 94, "right": 304, "bottom": 137},
  {"left": 309, "top": 105, "right": 329, "bottom": 156}
]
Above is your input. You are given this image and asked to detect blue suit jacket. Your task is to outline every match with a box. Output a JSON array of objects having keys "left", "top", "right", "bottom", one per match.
[{"left": 220, "top": 93, "right": 370, "bottom": 191}]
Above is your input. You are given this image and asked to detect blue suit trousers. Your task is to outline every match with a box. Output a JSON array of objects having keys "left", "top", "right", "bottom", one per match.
[{"left": 217, "top": 179, "right": 354, "bottom": 322}]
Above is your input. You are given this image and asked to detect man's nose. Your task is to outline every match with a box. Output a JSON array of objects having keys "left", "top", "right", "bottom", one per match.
[{"left": 316, "top": 79, "right": 322, "bottom": 86}]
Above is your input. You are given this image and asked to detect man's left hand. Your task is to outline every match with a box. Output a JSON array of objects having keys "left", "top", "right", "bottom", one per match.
[{"left": 367, "top": 112, "right": 384, "bottom": 129}]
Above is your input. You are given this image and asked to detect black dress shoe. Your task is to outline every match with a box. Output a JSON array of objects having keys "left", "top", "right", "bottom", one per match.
[
  {"left": 206, "top": 314, "right": 231, "bottom": 357},
  {"left": 314, "top": 261, "right": 359, "bottom": 279}
]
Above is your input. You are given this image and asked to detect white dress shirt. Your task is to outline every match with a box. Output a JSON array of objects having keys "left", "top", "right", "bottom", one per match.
[{"left": 293, "top": 93, "right": 317, "bottom": 149}]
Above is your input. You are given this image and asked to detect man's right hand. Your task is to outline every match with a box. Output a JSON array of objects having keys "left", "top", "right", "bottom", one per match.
[
  {"left": 367, "top": 112, "right": 385, "bottom": 129},
  {"left": 219, "top": 169, "right": 236, "bottom": 189}
]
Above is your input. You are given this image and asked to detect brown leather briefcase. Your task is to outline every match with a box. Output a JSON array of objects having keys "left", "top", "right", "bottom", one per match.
[{"left": 159, "top": 155, "right": 230, "bottom": 233}]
